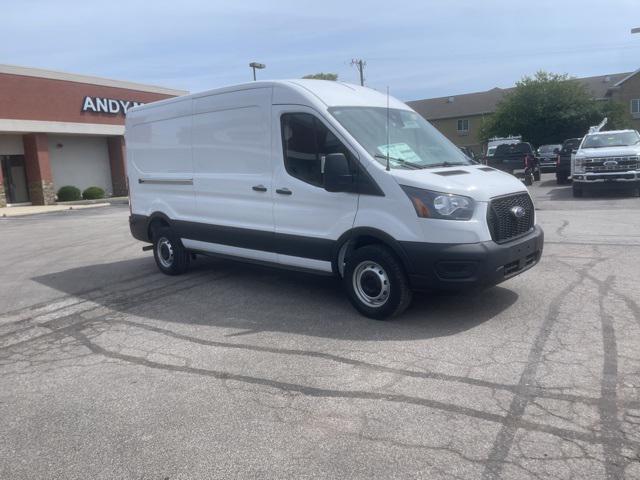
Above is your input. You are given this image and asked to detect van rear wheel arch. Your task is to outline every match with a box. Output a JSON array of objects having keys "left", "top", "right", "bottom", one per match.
[{"left": 147, "top": 212, "right": 173, "bottom": 241}]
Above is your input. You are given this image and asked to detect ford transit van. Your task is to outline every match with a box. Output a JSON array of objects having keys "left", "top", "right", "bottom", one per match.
[{"left": 126, "top": 80, "right": 543, "bottom": 319}]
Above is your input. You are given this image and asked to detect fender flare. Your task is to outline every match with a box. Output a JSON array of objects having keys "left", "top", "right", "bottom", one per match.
[
  {"left": 331, "top": 227, "right": 411, "bottom": 276},
  {"left": 146, "top": 211, "right": 173, "bottom": 240}
]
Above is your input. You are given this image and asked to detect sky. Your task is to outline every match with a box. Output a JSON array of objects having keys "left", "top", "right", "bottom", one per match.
[{"left": 2, "top": 0, "right": 639, "bottom": 101}]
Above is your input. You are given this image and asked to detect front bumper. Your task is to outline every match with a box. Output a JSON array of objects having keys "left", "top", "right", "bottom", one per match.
[
  {"left": 401, "top": 225, "right": 544, "bottom": 291},
  {"left": 573, "top": 171, "right": 639, "bottom": 185},
  {"left": 539, "top": 161, "right": 556, "bottom": 172}
]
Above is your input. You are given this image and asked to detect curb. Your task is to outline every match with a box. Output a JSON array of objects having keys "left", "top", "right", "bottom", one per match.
[
  {"left": 1, "top": 201, "right": 117, "bottom": 218},
  {"left": 57, "top": 197, "right": 129, "bottom": 206}
]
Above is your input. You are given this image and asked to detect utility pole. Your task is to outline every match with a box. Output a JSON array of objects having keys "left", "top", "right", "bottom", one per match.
[{"left": 351, "top": 58, "right": 366, "bottom": 86}]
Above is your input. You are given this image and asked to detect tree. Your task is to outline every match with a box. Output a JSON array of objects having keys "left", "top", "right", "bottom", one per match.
[
  {"left": 479, "top": 71, "right": 631, "bottom": 147},
  {"left": 302, "top": 73, "right": 338, "bottom": 81}
]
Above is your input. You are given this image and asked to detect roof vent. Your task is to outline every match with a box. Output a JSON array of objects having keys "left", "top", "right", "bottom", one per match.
[{"left": 447, "top": 96, "right": 455, "bottom": 103}]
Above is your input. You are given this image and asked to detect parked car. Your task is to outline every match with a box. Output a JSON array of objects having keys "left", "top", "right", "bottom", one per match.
[
  {"left": 126, "top": 80, "right": 544, "bottom": 319},
  {"left": 572, "top": 129, "right": 640, "bottom": 197},
  {"left": 486, "top": 142, "right": 541, "bottom": 185},
  {"left": 537, "top": 144, "right": 561, "bottom": 173},
  {"left": 555, "top": 138, "right": 581, "bottom": 184}
]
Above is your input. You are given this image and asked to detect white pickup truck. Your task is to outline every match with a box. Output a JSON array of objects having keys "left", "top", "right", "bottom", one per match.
[{"left": 572, "top": 129, "right": 640, "bottom": 197}]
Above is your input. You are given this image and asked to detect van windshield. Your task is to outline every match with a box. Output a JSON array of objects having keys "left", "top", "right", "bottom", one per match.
[{"left": 329, "top": 107, "right": 473, "bottom": 169}]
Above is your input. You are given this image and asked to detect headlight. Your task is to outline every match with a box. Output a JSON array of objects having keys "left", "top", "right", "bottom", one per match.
[
  {"left": 401, "top": 185, "right": 475, "bottom": 220},
  {"left": 573, "top": 158, "right": 585, "bottom": 173}
]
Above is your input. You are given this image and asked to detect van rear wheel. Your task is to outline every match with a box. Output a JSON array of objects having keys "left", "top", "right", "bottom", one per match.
[
  {"left": 343, "top": 245, "right": 412, "bottom": 320},
  {"left": 152, "top": 226, "right": 190, "bottom": 275}
]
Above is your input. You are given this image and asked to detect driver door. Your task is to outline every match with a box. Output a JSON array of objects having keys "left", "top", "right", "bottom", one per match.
[{"left": 271, "top": 105, "right": 359, "bottom": 273}]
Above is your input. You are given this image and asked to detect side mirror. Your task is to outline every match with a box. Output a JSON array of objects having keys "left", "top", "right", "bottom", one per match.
[{"left": 323, "top": 153, "right": 354, "bottom": 193}]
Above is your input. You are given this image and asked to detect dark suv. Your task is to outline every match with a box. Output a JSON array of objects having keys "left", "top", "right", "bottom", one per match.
[
  {"left": 486, "top": 142, "right": 540, "bottom": 185},
  {"left": 537, "top": 144, "right": 561, "bottom": 173},
  {"left": 556, "top": 138, "right": 581, "bottom": 185}
]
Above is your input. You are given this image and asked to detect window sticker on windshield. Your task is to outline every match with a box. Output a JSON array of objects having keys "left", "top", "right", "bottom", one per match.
[
  {"left": 377, "top": 143, "right": 422, "bottom": 163},
  {"left": 402, "top": 120, "right": 420, "bottom": 129}
]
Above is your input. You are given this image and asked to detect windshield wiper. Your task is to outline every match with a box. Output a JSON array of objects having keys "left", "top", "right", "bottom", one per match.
[
  {"left": 424, "top": 161, "right": 468, "bottom": 169},
  {"left": 373, "top": 154, "right": 423, "bottom": 169}
]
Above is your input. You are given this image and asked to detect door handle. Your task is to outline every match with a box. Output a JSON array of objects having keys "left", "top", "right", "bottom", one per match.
[
  {"left": 252, "top": 184, "right": 267, "bottom": 192},
  {"left": 276, "top": 188, "right": 292, "bottom": 195}
]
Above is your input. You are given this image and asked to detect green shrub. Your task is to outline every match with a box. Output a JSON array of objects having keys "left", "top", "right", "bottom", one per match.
[
  {"left": 82, "top": 186, "right": 106, "bottom": 200},
  {"left": 57, "top": 185, "right": 81, "bottom": 202}
]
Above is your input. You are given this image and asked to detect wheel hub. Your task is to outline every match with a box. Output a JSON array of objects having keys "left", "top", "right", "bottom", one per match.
[
  {"left": 353, "top": 261, "right": 390, "bottom": 308},
  {"left": 360, "top": 271, "right": 382, "bottom": 297},
  {"left": 157, "top": 237, "right": 174, "bottom": 268}
]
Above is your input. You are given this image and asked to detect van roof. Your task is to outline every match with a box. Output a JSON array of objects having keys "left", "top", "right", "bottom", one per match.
[{"left": 127, "top": 79, "right": 409, "bottom": 115}]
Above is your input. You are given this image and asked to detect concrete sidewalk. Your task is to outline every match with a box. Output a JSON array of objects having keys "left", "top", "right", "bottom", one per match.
[{"left": 0, "top": 197, "right": 127, "bottom": 217}]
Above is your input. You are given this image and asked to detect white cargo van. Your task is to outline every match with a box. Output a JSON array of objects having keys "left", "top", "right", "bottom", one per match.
[{"left": 126, "top": 80, "right": 543, "bottom": 319}]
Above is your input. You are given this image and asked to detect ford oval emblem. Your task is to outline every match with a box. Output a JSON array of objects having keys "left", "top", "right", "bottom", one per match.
[
  {"left": 603, "top": 160, "right": 618, "bottom": 166},
  {"left": 510, "top": 206, "right": 526, "bottom": 219}
]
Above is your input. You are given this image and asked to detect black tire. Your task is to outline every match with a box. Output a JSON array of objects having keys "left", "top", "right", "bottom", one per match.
[
  {"left": 152, "top": 226, "right": 190, "bottom": 275},
  {"left": 343, "top": 244, "right": 412, "bottom": 320},
  {"left": 533, "top": 169, "right": 541, "bottom": 181},
  {"left": 556, "top": 173, "right": 568, "bottom": 185},
  {"left": 572, "top": 185, "right": 583, "bottom": 197},
  {"left": 524, "top": 174, "right": 533, "bottom": 186}
]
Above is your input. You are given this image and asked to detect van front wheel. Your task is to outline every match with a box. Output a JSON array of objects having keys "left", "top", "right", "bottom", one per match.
[
  {"left": 152, "top": 226, "right": 190, "bottom": 275},
  {"left": 343, "top": 245, "right": 412, "bottom": 320}
]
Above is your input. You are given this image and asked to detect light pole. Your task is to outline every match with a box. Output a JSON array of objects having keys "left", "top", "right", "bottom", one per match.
[{"left": 249, "top": 62, "right": 266, "bottom": 81}]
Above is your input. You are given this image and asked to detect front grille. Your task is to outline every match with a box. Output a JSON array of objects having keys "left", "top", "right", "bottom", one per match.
[
  {"left": 584, "top": 156, "right": 639, "bottom": 173},
  {"left": 487, "top": 193, "right": 535, "bottom": 243}
]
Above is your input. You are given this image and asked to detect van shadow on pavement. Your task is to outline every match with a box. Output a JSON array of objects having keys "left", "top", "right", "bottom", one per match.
[{"left": 33, "top": 255, "right": 518, "bottom": 341}]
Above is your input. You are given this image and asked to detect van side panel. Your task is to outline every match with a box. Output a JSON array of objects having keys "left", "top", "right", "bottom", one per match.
[
  {"left": 126, "top": 99, "right": 195, "bottom": 221},
  {"left": 191, "top": 88, "right": 273, "bottom": 233}
]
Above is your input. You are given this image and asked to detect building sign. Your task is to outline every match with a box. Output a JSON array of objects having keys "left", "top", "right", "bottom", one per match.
[{"left": 81, "top": 96, "right": 144, "bottom": 115}]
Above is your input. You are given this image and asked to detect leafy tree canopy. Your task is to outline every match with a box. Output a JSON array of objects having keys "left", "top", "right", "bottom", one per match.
[
  {"left": 302, "top": 72, "right": 338, "bottom": 81},
  {"left": 479, "top": 71, "right": 630, "bottom": 147}
]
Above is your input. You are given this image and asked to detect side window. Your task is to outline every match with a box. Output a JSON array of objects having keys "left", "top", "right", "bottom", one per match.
[
  {"left": 457, "top": 118, "right": 469, "bottom": 134},
  {"left": 281, "top": 113, "right": 355, "bottom": 187}
]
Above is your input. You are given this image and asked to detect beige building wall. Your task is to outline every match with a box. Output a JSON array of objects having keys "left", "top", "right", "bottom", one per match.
[
  {"left": 610, "top": 74, "right": 640, "bottom": 131},
  {"left": 428, "top": 113, "right": 490, "bottom": 155}
]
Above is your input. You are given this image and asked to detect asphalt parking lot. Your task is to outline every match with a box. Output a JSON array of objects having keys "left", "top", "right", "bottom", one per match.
[{"left": 1, "top": 174, "right": 639, "bottom": 479}]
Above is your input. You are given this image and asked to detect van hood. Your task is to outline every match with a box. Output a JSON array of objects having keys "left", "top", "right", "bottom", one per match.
[
  {"left": 390, "top": 165, "right": 527, "bottom": 202},
  {"left": 577, "top": 147, "right": 640, "bottom": 158}
]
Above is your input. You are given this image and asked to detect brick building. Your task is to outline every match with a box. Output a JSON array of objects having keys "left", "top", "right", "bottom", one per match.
[
  {"left": 407, "top": 70, "right": 640, "bottom": 155},
  {"left": 0, "top": 64, "right": 186, "bottom": 207}
]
